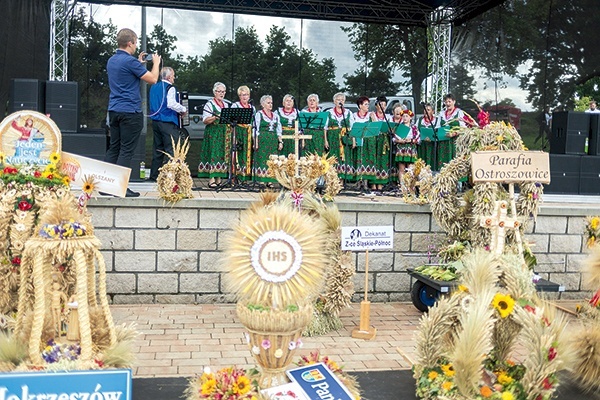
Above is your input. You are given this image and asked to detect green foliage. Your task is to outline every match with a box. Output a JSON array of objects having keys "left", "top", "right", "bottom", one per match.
[
  {"left": 341, "top": 23, "right": 428, "bottom": 104},
  {"left": 343, "top": 68, "right": 401, "bottom": 98},
  {"left": 574, "top": 96, "right": 593, "bottom": 112}
]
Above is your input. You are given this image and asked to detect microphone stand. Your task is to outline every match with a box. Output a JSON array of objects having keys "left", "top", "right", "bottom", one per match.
[
  {"left": 339, "top": 103, "right": 351, "bottom": 191},
  {"left": 421, "top": 102, "right": 440, "bottom": 173},
  {"left": 378, "top": 102, "right": 397, "bottom": 194},
  {"left": 245, "top": 101, "right": 262, "bottom": 191}
]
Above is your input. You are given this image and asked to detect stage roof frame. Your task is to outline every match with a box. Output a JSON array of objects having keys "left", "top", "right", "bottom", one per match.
[{"left": 85, "top": 0, "right": 506, "bottom": 27}]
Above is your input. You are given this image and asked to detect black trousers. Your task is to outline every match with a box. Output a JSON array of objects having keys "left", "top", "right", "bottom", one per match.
[
  {"left": 150, "top": 120, "right": 179, "bottom": 180},
  {"left": 105, "top": 111, "right": 143, "bottom": 169}
]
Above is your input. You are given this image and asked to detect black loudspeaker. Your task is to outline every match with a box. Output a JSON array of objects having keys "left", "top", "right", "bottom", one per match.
[
  {"left": 9, "top": 79, "right": 45, "bottom": 113},
  {"left": 545, "top": 154, "right": 581, "bottom": 194},
  {"left": 550, "top": 111, "right": 590, "bottom": 155},
  {"left": 589, "top": 114, "right": 600, "bottom": 156},
  {"left": 45, "top": 81, "right": 79, "bottom": 133},
  {"left": 579, "top": 156, "right": 600, "bottom": 195},
  {"left": 61, "top": 130, "right": 106, "bottom": 161}
]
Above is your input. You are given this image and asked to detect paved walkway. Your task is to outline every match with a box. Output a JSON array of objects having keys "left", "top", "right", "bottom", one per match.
[{"left": 111, "top": 300, "right": 581, "bottom": 378}]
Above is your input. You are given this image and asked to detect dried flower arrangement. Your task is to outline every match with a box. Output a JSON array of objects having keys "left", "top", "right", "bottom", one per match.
[
  {"left": 157, "top": 137, "right": 193, "bottom": 203},
  {"left": 429, "top": 122, "right": 543, "bottom": 263},
  {"left": 413, "top": 250, "right": 568, "bottom": 400}
]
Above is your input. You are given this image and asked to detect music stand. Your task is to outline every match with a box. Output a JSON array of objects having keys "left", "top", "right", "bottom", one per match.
[
  {"left": 216, "top": 107, "right": 254, "bottom": 192},
  {"left": 297, "top": 111, "right": 328, "bottom": 156},
  {"left": 350, "top": 121, "right": 383, "bottom": 194}
]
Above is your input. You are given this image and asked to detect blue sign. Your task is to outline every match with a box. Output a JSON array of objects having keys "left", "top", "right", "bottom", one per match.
[
  {"left": 286, "top": 362, "right": 353, "bottom": 400},
  {"left": 0, "top": 369, "right": 131, "bottom": 400}
]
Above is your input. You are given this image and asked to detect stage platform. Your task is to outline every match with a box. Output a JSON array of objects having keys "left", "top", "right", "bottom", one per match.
[{"left": 85, "top": 178, "right": 599, "bottom": 305}]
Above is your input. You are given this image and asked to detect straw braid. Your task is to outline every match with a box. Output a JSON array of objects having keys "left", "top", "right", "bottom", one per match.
[
  {"left": 28, "top": 250, "right": 47, "bottom": 365},
  {"left": 94, "top": 248, "right": 117, "bottom": 345},
  {"left": 73, "top": 249, "right": 92, "bottom": 361}
]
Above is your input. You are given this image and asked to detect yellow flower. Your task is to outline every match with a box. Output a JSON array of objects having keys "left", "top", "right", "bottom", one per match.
[
  {"left": 442, "top": 381, "right": 453, "bottom": 391},
  {"left": 62, "top": 176, "right": 71, "bottom": 186},
  {"left": 50, "top": 152, "right": 61, "bottom": 164},
  {"left": 457, "top": 285, "right": 468, "bottom": 293},
  {"left": 428, "top": 370, "right": 439, "bottom": 380},
  {"left": 501, "top": 391, "right": 514, "bottom": 400},
  {"left": 0, "top": 152, "right": 5, "bottom": 164},
  {"left": 591, "top": 217, "right": 600, "bottom": 230},
  {"left": 200, "top": 378, "right": 217, "bottom": 395},
  {"left": 497, "top": 371, "right": 513, "bottom": 385},
  {"left": 45, "top": 164, "right": 56, "bottom": 174},
  {"left": 588, "top": 236, "right": 596, "bottom": 248},
  {"left": 496, "top": 135, "right": 504, "bottom": 143},
  {"left": 233, "top": 375, "right": 251, "bottom": 395},
  {"left": 441, "top": 363, "right": 455, "bottom": 377},
  {"left": 492, "top": 293, "right": 515, "bottom": 318}
]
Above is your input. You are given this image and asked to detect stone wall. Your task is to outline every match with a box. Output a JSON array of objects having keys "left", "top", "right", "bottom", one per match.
[{"left": 90, "top": 197, "right": 594, "bottom": 304}]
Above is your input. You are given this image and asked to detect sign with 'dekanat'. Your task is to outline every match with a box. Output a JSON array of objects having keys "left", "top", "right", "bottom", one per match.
[
  {"left": 471, "top": 151, "right": 550, "bottom": 184},
  {"left": 0, "top": 369, "right": 131, "bottom": 400},
  {"left": 341, "top": 226, "right": 394, "bottom": 251}
]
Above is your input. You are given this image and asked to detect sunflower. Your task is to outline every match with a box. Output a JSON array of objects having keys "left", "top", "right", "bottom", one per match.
[
  {"left": 492, "top": 293, "right": 515, "bottom": 318},
  {"left": 49, "top": 152, "right": 61, "bottom": 164},
  {"left": 441, "top": 363, "right": 455, "bottom": 377},
  {"left": 232, "top": 375, "right": 251, "bottom": 395},
  {"left": 428, "top": 370, "right": 439, "bottom": 380},
  {"left": 82, "top": 175, "right": 96, "bottom": 195},
  {"left": 62, "top": 176, "right": 71, "bottom": 186},
  {"left": 442, "top": 381, "right": 453, "bottom": 391},
  {"left": 0, "top": 152, "right": 5, "bottom": 164},
  {"left": 501, "top": 391, "right": 514, "bottom": 400},
  {"left": 200, "top": 378, "right": 217, "bottom": 395}
]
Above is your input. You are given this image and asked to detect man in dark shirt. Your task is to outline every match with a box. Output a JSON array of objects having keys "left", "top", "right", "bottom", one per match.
[{"left": 105, "top": 28, "right": 161, "bottom": 197}]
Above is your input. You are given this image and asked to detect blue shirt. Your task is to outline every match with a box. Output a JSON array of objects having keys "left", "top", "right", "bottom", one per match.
[{"left": 107, "top": 49, "right": 148, "bottom": 113}]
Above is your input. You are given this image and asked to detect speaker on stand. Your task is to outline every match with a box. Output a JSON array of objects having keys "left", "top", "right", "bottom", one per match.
[
  {"left": 9, "top": 79, "right": 45, "bottom": 113},
  {"left": 45, "top": 81, "right": 79, "bottom": 133},
  {"left": 549, "top": 111, "right": 590, "bottom": 155}
]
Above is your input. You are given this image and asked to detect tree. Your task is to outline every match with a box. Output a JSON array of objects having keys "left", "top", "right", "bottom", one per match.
[
  {"left": 341, "top": 23, "right": 428, "bottom": 105},
  {"left": 147, "top": 24, "right": 181, "bottom": 71},
  {"left": 448, "top": 61, "right": 477, "bottom": 102},
  {"left": 455, "top": 0, "right": 600, "bottom": 109},
  {"left": 343, "top": 68, "right": 401, "bottom": 98},
  {"left": 68, "top": 9, "right": 116, "bottom": 128}
]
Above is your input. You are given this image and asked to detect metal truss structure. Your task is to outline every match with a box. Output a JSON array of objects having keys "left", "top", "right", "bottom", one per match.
[
  {"left": 49, "top": 0, "right": 76, "bottom": 81},
  {"left": 428, "top": 7, "right": 453, "bottom": 113},
  {"left": 84, "top": 0, "right": 505, "bottom": 27}
]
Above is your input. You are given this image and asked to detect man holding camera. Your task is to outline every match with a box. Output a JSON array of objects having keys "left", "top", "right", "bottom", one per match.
[
  {"left": 105, "top": 28, "right": 161, "bottom": 197},
  {"left": 148, "top": 67, "right": 187, "bottom": 182}
]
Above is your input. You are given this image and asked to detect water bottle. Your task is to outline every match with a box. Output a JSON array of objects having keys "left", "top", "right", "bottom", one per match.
[
  {"left": 585, "top": 137, "right": 589, "bottom": 154},
  {"left": 140, "top": 161, "right": 146, "bottom": 179}
]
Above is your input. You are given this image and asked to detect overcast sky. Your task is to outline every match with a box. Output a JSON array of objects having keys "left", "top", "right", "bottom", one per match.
[{"left": 82, "top": 3, "right": 532, "bottom": 110}]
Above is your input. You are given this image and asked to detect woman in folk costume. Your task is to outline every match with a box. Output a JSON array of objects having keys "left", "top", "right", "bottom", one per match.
[
  {"left": 198, "top": 82, "right": 230, "bottom": 188},
  {"left": 275, "top": 94, "right": 298, "bottom": 157},
  {"left": 253, "top": 95, "right": 283, "bottom": 187},
  {"left": 301, "top": 93, "right": 328, "bottom": 156},
  {"left": 231, "top": 85, "right": 256, "bottom": 182},
  {"left": 417, "top": 103, "right": 448, "bottom": 171},
  {"left": 326, "top": 92, "right": 355, "bottom": 179},
  {"left": 438, "top": 93, "right": 467, "bottom": 163},
  {"left": 352, "top": 96, "right": 372, "bottom": 189},
  {"left": 369, "top": 95, "right": 392, "bottom": 192},
  {"left": 392, "top": 108, "right": 420, "bottom": 184}
]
